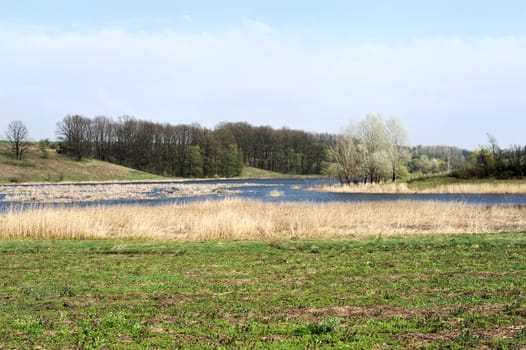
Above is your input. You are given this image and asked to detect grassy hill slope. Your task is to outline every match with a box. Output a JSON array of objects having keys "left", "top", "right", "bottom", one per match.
[
  {"left": 0, "top": 142, "right": 325, "bottom": 184},
  {"left": 0, "top": 142, "right": 165, "bottom": 183}
]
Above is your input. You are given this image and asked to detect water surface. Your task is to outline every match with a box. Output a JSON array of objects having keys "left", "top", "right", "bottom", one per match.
[{"left": 1, "top": 178, "right": 525, "bottom": 211}]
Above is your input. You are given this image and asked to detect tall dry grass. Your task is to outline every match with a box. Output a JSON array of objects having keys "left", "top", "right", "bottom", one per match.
[
  {"left": 418, "top": 183, "right": 526, "bottom": 194},
  {"left": 314, "top": 182, "right": 526, "bottom": 194},
  {"left": 313, "top": 183, "right": 412, "bottom": 194},
  {"left": 1, "top": 199, "right": 524, "bottom": 241}
]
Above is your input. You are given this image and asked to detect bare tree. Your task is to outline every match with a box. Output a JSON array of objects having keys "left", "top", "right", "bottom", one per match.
[
  {"left": 332, "top": 135, "right": 354, "bottom": 185},
  {"left": 335, "top": 114, "right": 410, "bottom": 184},
  {"left": 56, "top": 115, "right": 92, "bottom": 161},
  {"left": 357, "top": 114, "right": 390, "bottom": 183},
  {"left": 386, "top": 116, "right": 410, "bottom": 182},
  {"left": 92, "top": 116, "right": 114, "bottom": 161},
  {"left": 5, "top": 120, "right": 29, "bottom": 160},
  {"left": 332, "top": 124, "right": 367, "bottom": 185}
]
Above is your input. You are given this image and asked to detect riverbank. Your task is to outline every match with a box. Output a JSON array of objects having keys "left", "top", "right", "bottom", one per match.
[
  {"left": 1, "top": 234, "right": 525, "bottom": 349},
  {"left": 312, "top": 180, "right": 526, "bottom": 194},
  {"left": 1, "top": 199, "right": 524, "bottom": 240}
]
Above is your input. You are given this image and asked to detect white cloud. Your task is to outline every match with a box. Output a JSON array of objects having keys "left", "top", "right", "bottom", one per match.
[
  {"left": 242, "top": 19, "right": 273, "bottom": 33},
  {"left": 0, "top": 24, "right": 525, "bottom": 148}
]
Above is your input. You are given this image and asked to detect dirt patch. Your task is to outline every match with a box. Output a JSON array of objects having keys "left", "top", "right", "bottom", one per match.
[
  {"left": 260, "top": 334, "right": 296, "bottom": 342},
  {"left": 155, "top": 295, "right": 192, "bottom": 307},
  {"left": 282, "top": 304, "right": 511, "bottom": 322},
  {"left": 283, "top": 305, "right": 404, "bottom": 321},
  {"left": 395, "top": 330, "right": 460, "bottom": 344},
  {"left": 395, "top": 325, "right": 526, "bottom": 345},
  {"left": 472, "top": 325, "right": 526, "bottom": 339},
  {"left": 377, "top": 304, "right": 526, "bottom": 346}
]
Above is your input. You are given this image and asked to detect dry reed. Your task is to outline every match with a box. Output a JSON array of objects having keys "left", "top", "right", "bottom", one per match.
[
  {"left": 314, "top": 182, "right": 526, "bottom": 194},
  {"left": 313, "top": 183, "right": 411, "bottom": 194},
  {"left": 1, "top": 199, "right": 524, "bottom": 241},
  {"left": 418, "top": 183, "right": 526, "bottom": 194}
]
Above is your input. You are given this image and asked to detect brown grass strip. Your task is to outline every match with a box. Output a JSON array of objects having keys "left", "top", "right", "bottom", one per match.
[
  {"left": 0, "top": 199, "right": 524, "bottom": 241},
  {"left": 313, "top": 183, "right": 526, "bottom": 194}
]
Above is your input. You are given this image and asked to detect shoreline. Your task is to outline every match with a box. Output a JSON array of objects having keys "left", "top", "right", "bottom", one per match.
[{"left": 310, "top": 182, "right": 526, "bottom": 195}]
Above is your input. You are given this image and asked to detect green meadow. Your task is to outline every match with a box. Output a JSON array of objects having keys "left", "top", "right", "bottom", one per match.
[{"left": 0, "top": 234, "right": 525, "bottom": 349}]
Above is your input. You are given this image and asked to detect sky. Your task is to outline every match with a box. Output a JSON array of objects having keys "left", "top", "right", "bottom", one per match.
[{"left": 1, "top": 0, "right": 525, "bottom": 149}]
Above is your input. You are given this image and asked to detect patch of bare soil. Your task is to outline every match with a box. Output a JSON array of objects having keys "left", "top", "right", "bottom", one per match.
[
  {"left": 282, "top": 304, "right": 525, "bottom": 346},
  {"left": 282, "top": 304, "right": 510, "bottom": 322},
  {"left": 395, "top": 330, "right": 460, "bottom": 344},
  {"left": 395, "top": 325, "right": 526, "bottom": 345},
  {"left": 260, "top": 334, "right": 296, "bottom": 342}
]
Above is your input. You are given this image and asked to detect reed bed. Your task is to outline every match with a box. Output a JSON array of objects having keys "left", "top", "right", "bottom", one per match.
[
  {"left": 418, "top": 182, "right": 526, "bottom": 194},
  {"left": 314, "top": 182, "right": 526, "bottom": 194},
  {"left": 1, "top": 199, "right": 524, "bottom": 241},
  {"left": 313, "top": 183, "right": 412, "bottom": 194}
]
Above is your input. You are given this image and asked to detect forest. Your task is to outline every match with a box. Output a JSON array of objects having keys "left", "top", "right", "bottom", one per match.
[{"left": 55, "top": 115, "right": 333, "bottom": 178}]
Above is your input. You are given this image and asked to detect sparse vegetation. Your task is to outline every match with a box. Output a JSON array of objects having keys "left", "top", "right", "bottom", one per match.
[{"left": 0, "top": 234, "right": 525, "bottom": 348}]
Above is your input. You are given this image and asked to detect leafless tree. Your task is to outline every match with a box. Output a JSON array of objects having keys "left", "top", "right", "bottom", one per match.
[
  {"left": 386, "top": 116, "right": 410, "bottom": 182},
  {"left": 332, "top": 124, "right": 362, "bottom": 185},
  {"left": 5, "top": 120, "right": 29, "bottom": 160},
  {"left": 357, "top": 114, "right": 390, "bottom": 183},
  {"left": 92, "top": 116, "right": 114, "bottom": 161},
  {"left": 56, "top": 115, "right": 92, "bottom": 161},
  {"left": 334, "top": 114, "right": 410, "bottom": 184}
]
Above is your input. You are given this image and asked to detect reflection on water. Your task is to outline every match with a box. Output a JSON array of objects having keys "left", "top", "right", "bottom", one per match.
[{"left": 1, "top": 178, "right": 526, "bottom": 211}]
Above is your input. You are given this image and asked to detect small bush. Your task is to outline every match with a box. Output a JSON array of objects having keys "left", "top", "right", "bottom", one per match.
[
  {"left": 38, "top": 139, "right": 50, "bottom": 159},
  {"left": 294, "top": 317, "right": 341, "bottom": 335},
  {"left": 268, "top": 241, "right": 288, "bottom": 250}
]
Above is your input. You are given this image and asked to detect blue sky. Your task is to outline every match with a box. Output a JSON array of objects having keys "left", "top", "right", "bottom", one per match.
[{"left": 1, "top": 1, "right": 525, "bottom": 148}]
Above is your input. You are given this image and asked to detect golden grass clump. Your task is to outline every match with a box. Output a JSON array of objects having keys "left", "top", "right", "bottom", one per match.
[
  {"left": 313, "top": 183, "right": 411, "bottom": 194},
  {"left": 1, "top": 199, "right": 524, "bottom": 241},
  {"left": 418, "top": 183, "right": 526, "bottom": 194}
]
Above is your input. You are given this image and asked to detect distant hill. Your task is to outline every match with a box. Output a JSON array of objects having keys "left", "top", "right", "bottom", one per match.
[{"left": 0, "top": 142, "right": 164, "bottom": 183}]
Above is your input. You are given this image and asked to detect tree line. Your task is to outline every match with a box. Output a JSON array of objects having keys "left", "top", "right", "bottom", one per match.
[
  {"left": 456, "top": 135, "right": 526, "bottom": 179},
  {"left": 55, "top": 115, "right": 332, "bottom": 178},
  {"left": 5, "top": 117, "right": 523, "bottom": 181},
  {"left": 408, "top": 145, "right": 468, "bottom": 176}
]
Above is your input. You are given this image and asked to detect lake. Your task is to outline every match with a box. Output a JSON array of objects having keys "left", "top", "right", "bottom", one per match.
[{"left": 1, "top": 178, "right": 526, "bottom": 211}]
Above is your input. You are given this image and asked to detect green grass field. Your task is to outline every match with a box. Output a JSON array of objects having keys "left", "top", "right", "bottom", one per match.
[{"left": 1, "top": 234, "right": 525, "bottom": 349}]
